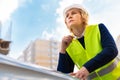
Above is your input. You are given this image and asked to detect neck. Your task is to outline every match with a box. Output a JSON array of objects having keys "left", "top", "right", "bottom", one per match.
[{"left": 71, "top": 25, "right": 85, "bottom": 38}]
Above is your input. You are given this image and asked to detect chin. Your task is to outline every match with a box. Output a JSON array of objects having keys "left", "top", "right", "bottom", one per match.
[{"left": 70, "top": 24, "right": 77, "bottom": 28}]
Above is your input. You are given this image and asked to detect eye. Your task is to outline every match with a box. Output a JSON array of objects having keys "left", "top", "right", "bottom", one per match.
[
  {"left": 65, "top": 11, "right": 76, "bottom": 18},
  {"left": 71, "top": 11, "right": 77, "bottom": 15},
  {"left": 66, "top": 13, "right": 69, "bottom": 18}
]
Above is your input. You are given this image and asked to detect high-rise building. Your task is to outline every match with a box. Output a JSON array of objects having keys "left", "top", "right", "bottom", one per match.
[{"left": 18, "top": 39, "right": 60, "bottom": 70}]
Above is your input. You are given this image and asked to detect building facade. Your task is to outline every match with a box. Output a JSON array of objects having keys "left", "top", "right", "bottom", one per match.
[{"left": 18, "top": 39, "right": 60, "bottom": 70}]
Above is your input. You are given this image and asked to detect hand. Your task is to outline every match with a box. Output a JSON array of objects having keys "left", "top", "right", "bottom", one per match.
[
  {"left": 60, "top": 35, "right": 73, "bottom": 53},
  {"left": 70, "top": 67, "right": 89, "bottom": 80}
]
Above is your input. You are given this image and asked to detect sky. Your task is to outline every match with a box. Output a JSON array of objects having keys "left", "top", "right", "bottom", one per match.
[{"left": 0, "top": 0, "right": 120, "bottom": 59}]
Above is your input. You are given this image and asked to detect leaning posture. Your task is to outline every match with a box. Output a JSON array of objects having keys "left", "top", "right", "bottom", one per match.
[{"left": 57, "top": 4, "right": 120, "bottom": 80}]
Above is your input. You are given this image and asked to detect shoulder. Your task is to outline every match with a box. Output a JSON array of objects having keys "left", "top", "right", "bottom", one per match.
[
  {"left": 98, "top": 23, "right": 106, "bottom": 28},
  {"left": 98, "top": 23, "right": 109, "bottom": 32},
  {"left": 87, "top": 23, "right": 109, "bottom": 33},
  {"left": 88, "top": 23, "right": 108, "bottom": 31}
]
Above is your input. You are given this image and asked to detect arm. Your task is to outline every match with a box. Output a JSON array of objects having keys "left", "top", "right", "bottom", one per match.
[
  {"left": 57, "top": 52, "right": 74, "bottom": 73},
  {"left": 83, "top": 23, "right": 118, "bottom": 73},
  {"left": 57, "top": 35, "right": 74, "bottom": 73}
]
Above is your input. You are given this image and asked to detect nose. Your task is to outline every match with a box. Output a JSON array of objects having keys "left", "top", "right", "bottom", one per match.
[
  {"left": 68, "top": 14, "right": 72, "bottom": 19},
  {"left": 68, "top": 15, "right": 72, "bottom": 19}
]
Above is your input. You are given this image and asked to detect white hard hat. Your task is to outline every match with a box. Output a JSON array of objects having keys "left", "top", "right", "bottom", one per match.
[{"left": 63, "top": 4, "right": 88, "bottom": 17}]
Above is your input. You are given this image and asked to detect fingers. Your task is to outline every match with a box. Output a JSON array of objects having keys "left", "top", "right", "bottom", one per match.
[
  {"left": 75, "top": 73, "right": 87, "bottom": 80},
  {"left": 65, "top": 35, "right": 73, "bottom": 42},
  {"left": 75, "top": 72, "right": 83, "bottom": 79},
  {"left": 62, "top": 35, "right": 74, "bottom": 47},
  {"left": 70, "top": 72, "right": 87, "bottom": 80},
  {"left": 69, "top": 72, "right": 76, "bottom": 76},
  {"left": 69, "top": 67, "right": 89, "bottom": 80},
  {"left": 60, "top": 35, "right": 74, "bottom": 53}
]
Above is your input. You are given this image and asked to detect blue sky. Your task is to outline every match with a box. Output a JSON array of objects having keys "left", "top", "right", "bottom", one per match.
[{"left": 0, "top": 0, "right": 120, "bottom": 59}]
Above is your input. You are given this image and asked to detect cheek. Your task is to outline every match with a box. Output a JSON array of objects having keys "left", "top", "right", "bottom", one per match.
[
  {"left": 65, "top": 18, "right": 68, "bottom": 24},
  {"left": 65, "top": 19, "right": 69, "bottom": 27},
  {"left": 77, "top": 17, "right": 83, "bottom": 24}
]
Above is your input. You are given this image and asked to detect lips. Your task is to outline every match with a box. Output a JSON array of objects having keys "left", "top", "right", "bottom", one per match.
[{"left": 69, "top": 20, "right": 74, "bottom": 23}]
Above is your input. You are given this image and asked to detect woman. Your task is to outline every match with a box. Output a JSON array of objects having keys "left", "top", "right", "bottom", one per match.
[{"left": 57, "top": 4, "right": 120, "bottom": 80}]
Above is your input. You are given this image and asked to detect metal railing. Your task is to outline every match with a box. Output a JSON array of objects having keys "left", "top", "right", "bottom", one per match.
[{"left": 0, "top": 54, "right": 78, "bottom": 80}]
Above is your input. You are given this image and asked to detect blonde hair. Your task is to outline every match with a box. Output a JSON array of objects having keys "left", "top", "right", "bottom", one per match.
[{"left": 77, "top": 8, "right": 89, "bottom": 26}]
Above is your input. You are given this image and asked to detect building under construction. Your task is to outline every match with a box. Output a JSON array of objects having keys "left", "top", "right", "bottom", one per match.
[
  {"left": 0, "top": 21, "right": 11, "bottom": 55},
  {"left": 18, "top": 39, "right": 60, "bottom": 70}
]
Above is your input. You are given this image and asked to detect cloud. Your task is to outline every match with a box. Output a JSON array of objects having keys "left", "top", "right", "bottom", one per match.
[
  {"left": 41, "top": 30, "right": 54, "bottom": 40},
  {"left": 41, "top": 0, "right": 120, "bottom": 41},
  {"left": 0, "top": 0, "right": 32, "bottom": 58},
  {"left": 0, "top": 0, "right": 32, "bottom": 23},
  {"left": 88, "top": 0, "right": 120, "bottom": 40},
  {"left": 0, "top": 0, "right": 31, "bottom": 40},
  {"left": 41, "top": 0, "right": 84, "bottom": 41},
  {"left": 0, "top": 0, "right": 19, "bottom": 23},
  {"left": 41, "top": 4, "right": 50, "bottom": 12},
  {"left": 55, "top": 0, "right": 120, "bottom": 40},
  {"left": 55, "top": 0, "right": 85, "bottom": 41}
]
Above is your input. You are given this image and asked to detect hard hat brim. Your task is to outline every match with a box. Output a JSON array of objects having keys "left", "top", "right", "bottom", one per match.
[{"left": 63, "top": 4, "right": 88, "bottom": 18}]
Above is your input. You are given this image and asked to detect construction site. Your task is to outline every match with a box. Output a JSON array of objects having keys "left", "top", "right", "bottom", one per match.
[{"left": 0, "top": 21, "right": 79, "bottom": 80}]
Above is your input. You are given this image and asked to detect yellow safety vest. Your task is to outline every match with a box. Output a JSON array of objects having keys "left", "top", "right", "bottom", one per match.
[{"left": 66, "top": 24, "right": 120, "bottom": 80}]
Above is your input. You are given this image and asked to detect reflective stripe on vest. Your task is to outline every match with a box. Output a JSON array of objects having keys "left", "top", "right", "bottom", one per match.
[{"left": 89, "top": 57, "right": 120, "bottom": 79}]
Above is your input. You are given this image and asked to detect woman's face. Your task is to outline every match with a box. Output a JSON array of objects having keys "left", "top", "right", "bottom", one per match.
[{"left": 65, "top": 8, "right": 83, "bottom": 30}]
